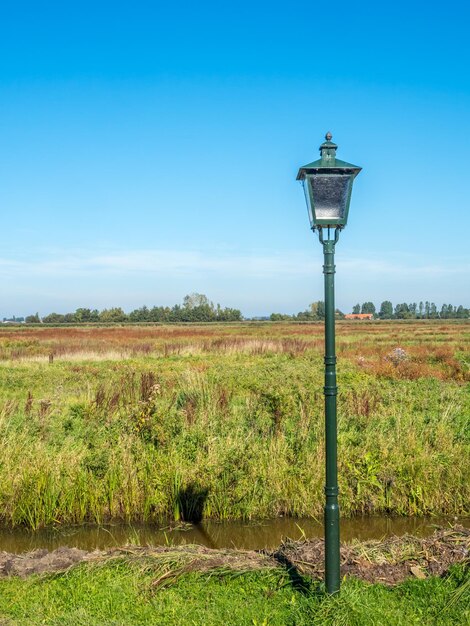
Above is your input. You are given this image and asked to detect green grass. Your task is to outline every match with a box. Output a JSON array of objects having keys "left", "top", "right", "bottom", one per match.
[
  {"left": 0, "top": 322, "right": 468, "bottom": 528},
  {"left": 0, "top": 560, "right": 467, "bottom": 625}
]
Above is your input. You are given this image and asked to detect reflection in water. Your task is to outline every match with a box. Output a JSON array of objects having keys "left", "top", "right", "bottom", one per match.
[{"left": 0, "top": 516, "right": 467, "bottom": 554}]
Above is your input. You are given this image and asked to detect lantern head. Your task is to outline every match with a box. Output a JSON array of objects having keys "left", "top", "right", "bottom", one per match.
[{"left": 296, "top": 132, "right": 361, "bottom": 229}]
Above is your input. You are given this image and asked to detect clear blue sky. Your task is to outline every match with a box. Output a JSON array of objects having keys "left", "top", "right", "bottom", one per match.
[{"left": 1, "top": 1, "right": 469, "bottom": 317}]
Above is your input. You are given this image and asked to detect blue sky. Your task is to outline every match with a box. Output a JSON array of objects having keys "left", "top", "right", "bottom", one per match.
[{"left": 1, "top": 1, "right": 469, "bottom": 317}]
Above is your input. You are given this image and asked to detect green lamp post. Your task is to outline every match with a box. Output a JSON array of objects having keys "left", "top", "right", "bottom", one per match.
[{"left": 297, "top": 133, "right": 361, "bottom": 594}]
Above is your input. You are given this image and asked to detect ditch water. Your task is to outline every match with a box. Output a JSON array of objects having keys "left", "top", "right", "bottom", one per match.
[{"left": 0, "top": 516, "right": 468, "bottom": 554}]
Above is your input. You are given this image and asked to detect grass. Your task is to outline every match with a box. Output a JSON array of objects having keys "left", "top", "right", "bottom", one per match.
[
  {"left": 0, "top": 321, "right": 468, "bottom": 528},
  {"left": 0, "top": 558, "right": 467, "bottom": 625}
]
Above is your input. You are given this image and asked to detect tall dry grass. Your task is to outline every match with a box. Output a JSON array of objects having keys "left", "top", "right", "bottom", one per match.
[{"left": 0, "top": 321, "right": 467, "bottom": 528}]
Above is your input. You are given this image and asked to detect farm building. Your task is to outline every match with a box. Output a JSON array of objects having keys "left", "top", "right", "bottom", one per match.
[{"left": 344, "top": 313, "right": 374, "bottom": 320}]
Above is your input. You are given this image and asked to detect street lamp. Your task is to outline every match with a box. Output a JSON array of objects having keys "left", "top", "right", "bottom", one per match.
[{"left": 297, "top": 133, "right": 361, "bottom": 594}]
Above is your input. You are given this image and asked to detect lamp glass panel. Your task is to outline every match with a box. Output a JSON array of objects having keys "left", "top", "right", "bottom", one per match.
[
  {"left": 302, "top": 180, "right": 314, "bottom": 228},
  {"left": 308, "top": 173, "right": 353, "bottom": 223}
]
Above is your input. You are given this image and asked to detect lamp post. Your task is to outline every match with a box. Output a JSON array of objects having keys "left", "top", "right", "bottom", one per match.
[{"left": 297, "top": 133, "right": 361, "bottom": 594}]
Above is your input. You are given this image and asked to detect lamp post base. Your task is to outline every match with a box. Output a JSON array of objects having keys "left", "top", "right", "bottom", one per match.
[{"left": 325, "top": 495, "right": 340, "bottom": 594}]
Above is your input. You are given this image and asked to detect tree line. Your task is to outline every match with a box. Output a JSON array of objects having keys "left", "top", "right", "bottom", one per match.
[
  {"left": 270, "top": 300, "right": 469, "bottom": 321},
  {"left": 23, "top": 294, "right": 242, "bottom": 324},
  {"left": 14, "top": 296, "right": 470, "bottom": 325},
  {"left": 353, "top": 301, "right": 469, "bottom": 319}
]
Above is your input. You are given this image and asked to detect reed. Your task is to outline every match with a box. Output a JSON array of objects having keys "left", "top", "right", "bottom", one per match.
[{"left": 0, "top": 321, "right": 467, "bottom": 528}]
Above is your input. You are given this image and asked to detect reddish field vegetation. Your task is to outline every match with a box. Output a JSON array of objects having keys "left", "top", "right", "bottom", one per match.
[{"left": 0, "top": 320, "right": 467, "bottom": 382}]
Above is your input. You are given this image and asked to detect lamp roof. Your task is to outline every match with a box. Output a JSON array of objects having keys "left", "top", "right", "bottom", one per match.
[{"left": 296, "top": 132, "right": 361, "bottom": 180}]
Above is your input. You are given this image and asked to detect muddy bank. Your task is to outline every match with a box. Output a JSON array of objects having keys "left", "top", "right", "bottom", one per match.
[
  {"left": 272, "top": 525, "right": 469, "bottom": 585},
  {"left": 0, "top": 544, "right": 275, "bottom": 580},
  {"left": 0, "top": 526, "right": 467, "bottom": 586}
]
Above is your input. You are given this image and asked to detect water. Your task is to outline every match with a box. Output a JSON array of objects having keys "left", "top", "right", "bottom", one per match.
[{"left": 0, "top": 516, "right": 467, "bottom": 554}]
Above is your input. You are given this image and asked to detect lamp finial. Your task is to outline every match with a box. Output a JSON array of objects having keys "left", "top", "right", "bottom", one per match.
[{"left": 320, "top": 133, "right": 337, "bottom": 163}]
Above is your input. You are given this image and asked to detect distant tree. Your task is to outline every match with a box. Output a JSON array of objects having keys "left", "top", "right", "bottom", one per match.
[
  {"left": 352, "top": 303, "right": 361, "bottom": 314},
  {"left": 215, "top": 303, "right": 241, "bottom": 322},
  {"left": 25, "top": 313, "right": 41, "bottom": 323},
  {"left": 310, "top": 301, "right": 325, "bottom": 320},
  {"left": 217, "top": 307, "right": 242, "bottom": 321},
  {"left": 446, "top": 304, "right": 457, "bottom": 318},
  {"left": 99, "top": 308, "right": 128, "bottom": 322},
  {"left": 183, "top": 293, "right": 211, "bottom": 309},
  {"left": 129, "top": 306, "right": 151, "bottom": 322},
  {"left": 293, "top": 301, "right": 325, "bottom": 321},
  {"left": 361, "top": 302, "right": 376, "bottom": 315},
  {"left": 169, "top": 305, "right": 182, "bottom": 322},
  {"left": 379, "top": 301, "right": 393, "bottom": 319},
  {"left": 179, "top": 293, "right": 217, "bottom": 322},
  {"left": 146, "top": 306, "right": 170, "bottom": 322},
  {"left": 42, "top": 312, "right": 66, "bottom": 324},
  {"left": 270, "top": 313, "right": 292, "bottom": 321},
  {"left": 394, "top": 303, "right": 411, "bottom": 319},
  {"left": 74, "top": 308, "right": 99, "bottom": 323},
  {"left": 418, "top": 301, "right": 424, "bottom": 319}
]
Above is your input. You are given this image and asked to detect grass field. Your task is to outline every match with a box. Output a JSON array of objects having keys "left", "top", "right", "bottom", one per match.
[
  {"left": 0, "top": 320, "right": 468, "bottom": 528},
  {"left": 0, "top": 559, "right": 468, "bottom": 625}
]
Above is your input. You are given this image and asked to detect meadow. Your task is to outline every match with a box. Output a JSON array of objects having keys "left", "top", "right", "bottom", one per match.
[{"left": 0, "top": 320, "right": 468, "bottom": 529}]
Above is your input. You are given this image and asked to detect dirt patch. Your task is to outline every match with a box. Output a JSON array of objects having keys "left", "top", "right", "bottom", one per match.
[
  {"left": 0, "top": 526, "right": 467, "bottom": 585},
  {"left": 272, "top": 525, "right": 470, "bottom": 585},
  {"left": 0, "top": 547, "right": 90, "bottom": 578}
]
